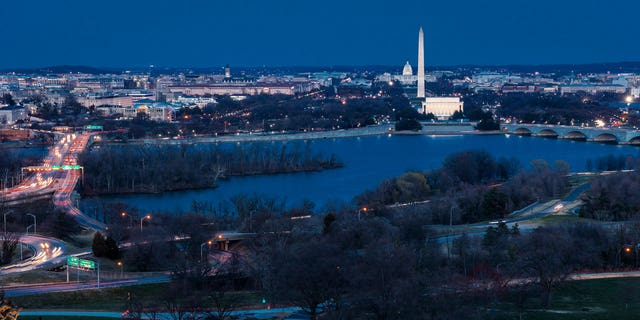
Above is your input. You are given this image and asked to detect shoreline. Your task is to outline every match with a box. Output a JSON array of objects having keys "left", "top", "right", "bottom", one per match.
[
  {"left": 99, "top": 123, "right": 491, "bottom": 145},
  {"left": 79, "top": 163, "right": 345, "bottom": 198}
]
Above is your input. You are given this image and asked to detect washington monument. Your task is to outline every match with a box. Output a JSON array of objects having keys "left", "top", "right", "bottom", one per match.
[{"left": 417, "top": 26, "right": 425, "bottom": 98}]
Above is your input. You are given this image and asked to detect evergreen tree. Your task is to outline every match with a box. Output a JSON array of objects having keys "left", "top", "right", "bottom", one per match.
[
  {"left": 105, "top": 236, "right": 120, "bottom": 260},
  {"left": 92, "top": 232, "right": 107, "bottom": 257}
]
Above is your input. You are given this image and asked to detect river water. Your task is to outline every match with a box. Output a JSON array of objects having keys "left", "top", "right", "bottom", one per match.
[{"left": 79, "top": 134, "right": 640, "bottom": 213}]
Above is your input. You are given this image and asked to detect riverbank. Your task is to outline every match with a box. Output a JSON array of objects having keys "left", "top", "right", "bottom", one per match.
[
  {"left": 80, "top": 134, "right": 640, "bottom": 214},
  {"left": 98, "top": 123, "right": 497, "bottom": 145},
  {"left": 80, "top": 163, "right": 344, "bottom": 197},
  {"left": 79, "top": 142, "right": 343, "bottom": 197},
  {"left": 104, "top": 124, "right": 395, "bottom": 145}
]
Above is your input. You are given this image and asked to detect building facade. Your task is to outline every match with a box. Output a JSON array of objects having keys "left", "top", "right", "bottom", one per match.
[
  {"left": 422, "top": 97, "right": 463, "bottom": 120},
  {"left": 0, "top": 106, "right": 27, "bottom": 124}
]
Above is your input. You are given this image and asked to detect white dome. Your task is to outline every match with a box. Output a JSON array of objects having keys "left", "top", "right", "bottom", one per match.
[{"left": 402, "top": 61, "right": 413, "bottom": 76}]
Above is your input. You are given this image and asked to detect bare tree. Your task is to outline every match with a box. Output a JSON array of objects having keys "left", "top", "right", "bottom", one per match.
[
  {"left": 0, "top": 233, "right": 19, "bottom": 266},
  {"left": 517, "top": 227, "right": 574, "bottom": 308}
]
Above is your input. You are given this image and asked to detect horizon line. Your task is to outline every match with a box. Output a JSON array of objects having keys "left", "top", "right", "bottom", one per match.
[{"left": 3, "top": 61, "right": 640, "bottom": 73}]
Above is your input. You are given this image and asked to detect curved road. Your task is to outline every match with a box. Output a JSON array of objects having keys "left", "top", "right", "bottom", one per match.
[
  {"left": 0, "top": 235, "right": 66, "bottom": 274},
  {"left": 1, "top": 132, "right": 105, "bottom": 275}
]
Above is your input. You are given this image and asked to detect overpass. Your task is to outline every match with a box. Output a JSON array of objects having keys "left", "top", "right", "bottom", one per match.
[{"left": 502, "top": 123, "right": 640, "bottom": 144}]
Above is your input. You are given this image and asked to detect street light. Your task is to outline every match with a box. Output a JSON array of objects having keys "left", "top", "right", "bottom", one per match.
[
  {"left": 626, "top": 96, "right": 634, "bottom": 114},
  {"left": 26, "top": 224, "right": 33, "bottom": 235},
  {"left": 27, "top": 213, "right": 36, "bottom": 234},
  {"left": 357, "top": 207, "right": 368, "bottom": 221},
  {"left": 121, "top": 212, "right": 132, "bottom": 226},
  {"left": 3, "top": 210, "right": 13, "bottom": 233},
  {"left": 117, "top": 261, "right": 123, "bottom": 278},
  {"left": 249, "top": 210, "right": 255, "bottom": 232},
  {"left": 140, "top": 214, "right": 151, "bottom": 232},
  {"left": 447, "top": 205, "right": 457, "bottom": 262},
  {"left": 200, "top": 240, "right": 213, "bottom": 261}
]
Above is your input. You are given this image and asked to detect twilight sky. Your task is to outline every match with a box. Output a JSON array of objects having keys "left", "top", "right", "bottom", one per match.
[{"left": 1, "top": 0, "right": 638, "bottom": 68}]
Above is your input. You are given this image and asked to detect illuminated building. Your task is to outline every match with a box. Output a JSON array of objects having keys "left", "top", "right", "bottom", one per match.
[{"left": 422, "top": 97, "right": 463, "bottom": 120}]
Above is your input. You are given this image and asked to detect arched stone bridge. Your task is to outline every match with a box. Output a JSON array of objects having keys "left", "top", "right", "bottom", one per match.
[{"left": 502, "top": 124, "right": 640, "bottom": 144}]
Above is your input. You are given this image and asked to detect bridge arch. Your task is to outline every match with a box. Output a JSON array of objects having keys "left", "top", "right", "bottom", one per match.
[
  {"left": 628, "top": 136, "right": 640, "bottom": 145},
  {"left": 513, "top": 127, "right": 533, "bottom": 135},
  {"left": 536, "top": 129, "right": 559, "bottom": 138},
  {"left": 564, "top": 131, "right": 587, "bottom": 141},
  {"left": 594, "top": 133, "right": 618, "bottom": 144}
]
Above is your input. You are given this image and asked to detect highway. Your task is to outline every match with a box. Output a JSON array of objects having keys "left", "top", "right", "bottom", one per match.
[
  {"left": 0, "top": 235, "right": 66, "bottom": 274},
  {"left": 0, "top": 132, "right": 106, "bottom": 275},
  {"left": 20, "top": 306, "right": 303, "bottom": 320},
  {"left": 434, "top": 181, "right": 592, "bottom": 245},
  {"left": 4, "top": 275, "right": 171, "bottom": 297}
]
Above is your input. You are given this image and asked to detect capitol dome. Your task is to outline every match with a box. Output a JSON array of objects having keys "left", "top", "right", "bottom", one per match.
[{"left": 402, "top": 61, "right": 413, "bottom": 76}]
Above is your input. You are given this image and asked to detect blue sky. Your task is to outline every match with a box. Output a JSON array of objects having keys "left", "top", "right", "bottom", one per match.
[{"left": 1, "top": 0, "right": 638, "bottom": 68}]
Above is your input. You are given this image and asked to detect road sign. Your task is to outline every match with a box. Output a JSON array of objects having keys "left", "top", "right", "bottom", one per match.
[
  {"left": 67, "top": 256, "right": 79, "bottom": 267},
  {"left": 79, "top": 259, "right": 96, "bottom": 269},
  {"left": 67, "top": 255, "right": 95, "bottom": 269}
]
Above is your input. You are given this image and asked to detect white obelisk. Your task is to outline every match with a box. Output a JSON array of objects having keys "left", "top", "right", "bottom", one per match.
[{"left": 417, "top": 26, "right": 425, "bottom": 98}]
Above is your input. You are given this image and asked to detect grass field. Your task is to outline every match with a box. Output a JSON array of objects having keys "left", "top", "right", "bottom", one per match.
[
  {"left": 19, "top": 317, "right": 115, "bottom": 320},
  {"left": 10, "top": 283, "right": 262, "bottom": 312},
  {"left": 492, "top": 277, "right": 640, "bottom": 319},
  {"left": 10, "top": 277, "right": 640, "bottom": 319}
]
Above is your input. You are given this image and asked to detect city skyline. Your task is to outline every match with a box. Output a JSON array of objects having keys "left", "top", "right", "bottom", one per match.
[{"left": 1, "top": 0, "right": 639, "bottom": 68}]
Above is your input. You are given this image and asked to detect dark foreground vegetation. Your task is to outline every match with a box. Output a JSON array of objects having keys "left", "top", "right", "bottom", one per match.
[
  {"left": 88, "top": 192, "right": 640, "bottom": 320},
  {"left": 580, "top": 170, "right": 640, "bottom": 221},
  {"left": 78, "top": 142, "right": 342, "bottom": 195},
  {"left": 356, "top": 150, "right": 569, "bottom": 224}
]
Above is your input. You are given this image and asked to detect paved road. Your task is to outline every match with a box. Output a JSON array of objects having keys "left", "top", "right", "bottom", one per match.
[
  {"left": 21, "top": 306, "right": 303, "bottom": 319},
  {"left": 435, "top": 181, "right": 592, "bottom": 244},
  {"left": 0, "top": 235, "right": 66, "bottom": 275},
  {"left": 15, "top": 269, "right": 640, "bottom": 319},
  {"left": 4, "top": 275, "right": 170, "bottom": 297},
  {"left": 0, "top": 132, "right": 105, "bottom": 275}
]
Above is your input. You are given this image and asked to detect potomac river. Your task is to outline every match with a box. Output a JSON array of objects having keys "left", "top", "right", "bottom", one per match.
[{"left": 79, "top": 132, "right": 640, "bottom": 214}]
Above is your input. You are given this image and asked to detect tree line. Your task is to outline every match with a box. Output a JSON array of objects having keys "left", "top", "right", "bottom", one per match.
[
  {"left": 108, "top": 195, "right": 640, "bottom": 319},
  {"left": 78, "top": 142, "right": 342, "bottom": 195},
  {"left": 586, "top": 153, "right": 640, "bottom": 172},
  {"left": 580, "top": 171, "right": 640, "bottom": 221},
  {"left": 356, "top": 150, "right": 569, "bottom": 224}
]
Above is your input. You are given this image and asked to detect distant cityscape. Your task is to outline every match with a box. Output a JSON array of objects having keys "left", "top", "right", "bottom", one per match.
[
  {"left": 1, "top": 60, "right": 639, "bottom": 124},
  {"left": 0, "top": 27, "right": 638, "bottom": 129}
]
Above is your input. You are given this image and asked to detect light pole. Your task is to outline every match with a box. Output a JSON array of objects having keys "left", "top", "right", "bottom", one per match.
[
  {"left": 200, "top": 240, "right": 212, "bottom": 262},
  {"left": 3, "top": 210, "right": 13, "bottom": 233},
  {"left": 626, "top": 96, "right": 633, "bottom": 114},
  {"left": 26, "top": 224, "right": 33, "bottom": 235},
  {"left": 447, "top": 205, "right": 457, "bottom": 262},
  {"left": 357, "top": 207, "right": 367, "bottom": 221},
  {"left": 249, "top": 210, "right": 255, "bottom": 232},
  {"left": 140, "top": 214, "right": 151, "bottom": 232},
  {"left": 27, "top": 213, "right": 36, "bottom": 234},
  {"left": 117, "top": 261, "right": 123, "bottom": 278},
  {"left": 121, "top": 212, "right": 132, "bottom": 226}
]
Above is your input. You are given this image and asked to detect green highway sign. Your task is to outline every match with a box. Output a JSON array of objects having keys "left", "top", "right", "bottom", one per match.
[
  {"left": 79, "top": 259, "right": 96, "bottom": 269},
  {"left": 85, "top": 125, "right": 103, "bottom": 130},
  {"left": 67, "top": 256, "right": 79, "bottom": 266},
  {"left": 53, "top": 165, "right": 82, "bottom": 171},
  {"left": 67, "top": 255, "right": 95, "bottom": 269}
]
